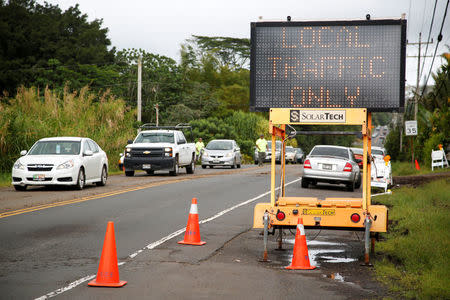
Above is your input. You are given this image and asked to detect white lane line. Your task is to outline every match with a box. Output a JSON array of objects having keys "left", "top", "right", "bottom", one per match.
[
  {"left": 35, "top": 178, "right": 301, "bottom": 299},
  {"left": 34, "top": 275, "right": 96, "bottom": 300}
]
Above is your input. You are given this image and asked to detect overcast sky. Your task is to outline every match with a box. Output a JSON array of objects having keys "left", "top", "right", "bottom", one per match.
[{"left": 43, "top": 0, "right": 449, "bottom": 89}]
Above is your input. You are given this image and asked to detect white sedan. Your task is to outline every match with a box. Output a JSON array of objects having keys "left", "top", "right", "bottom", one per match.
[{"left": 11, "top": 137, "right": 108, "bottom": 191}]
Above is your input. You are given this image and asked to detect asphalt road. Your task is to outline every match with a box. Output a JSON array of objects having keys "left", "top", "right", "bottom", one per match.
[{"left": 0, "top": 164, "right": 385, "bottom": 299}]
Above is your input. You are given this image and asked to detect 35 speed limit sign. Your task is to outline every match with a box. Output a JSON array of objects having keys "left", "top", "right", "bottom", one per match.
[{"left": 405, "top": 120, "right": 418, "bottom": 136}]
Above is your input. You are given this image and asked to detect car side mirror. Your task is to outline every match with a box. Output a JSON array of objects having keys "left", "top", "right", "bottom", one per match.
[
  {"left": 20, "top": 150, "right": 27, "bottom": 156},
  {"left": 84, "top": 150, "right": 93, "bottom": 157},
  {"left": 127, "top": 140, "right": 133, "bottom": 144}
]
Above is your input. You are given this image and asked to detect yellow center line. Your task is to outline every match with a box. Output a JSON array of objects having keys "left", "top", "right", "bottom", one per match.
[
  {"left": 0, "top": 166, "right": 263, "bottom": 219},
  {"left": 0, "top": 178, "right": 189, "bottom": 219}
]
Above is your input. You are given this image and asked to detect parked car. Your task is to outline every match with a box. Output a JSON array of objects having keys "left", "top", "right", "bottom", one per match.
[
  {"left": 253, "top": 140, "right": 282, "bottom": 164},
  {"left": 294, "top": 148, "right": 304, "bottom": 164},
  {"left": 301, "top": 145, "right": 361, "bottom": 191},
  {"left": 371, "top": 146, "right": 386, "bottom": 160},
  {"left": 124, "top": 126, "right": 196, "bottom": 176},
  {"left": 350, "top": 147, "right": 364, "bottom": 169},
  {"left": 202, "top": 139, "right": 241, "bottom": 169},
  {"left": 11, "top": 137, "right": 108, "bottom": 191},
  {"left": 285, "top": 146, "right": 296, "bottom": 163}
]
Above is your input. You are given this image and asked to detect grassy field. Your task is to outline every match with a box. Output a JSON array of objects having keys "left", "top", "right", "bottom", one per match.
[
  {"left": 392, "top": 161, "right": 450, "bottom": 176},
  {"left": 373, "top": 179, "right": 450, "bottom": 299}
]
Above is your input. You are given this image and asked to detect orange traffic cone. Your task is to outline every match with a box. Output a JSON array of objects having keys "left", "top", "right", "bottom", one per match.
[
  {"left": 415, "top": 159, "right": 420, "bottom": 170},
  {"left": 285, "top": 218, "right": 316, "bottom": 270},
  {"left": 88, "top": 222, "right": 127, "bottom": 287},
  {"left": 178, "top": 198, "right": 206, "bottom": 246}
]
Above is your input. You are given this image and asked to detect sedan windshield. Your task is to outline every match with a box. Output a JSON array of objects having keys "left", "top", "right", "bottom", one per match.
[
  {"left": 28, "top": 141, "right": 81, "bottom": 155},
  {"left": 135, "top": 132, "right": 174, "bottom": 143},
  {"left": 372, "top": 149, "right": 384, "bottom": 156},
  {"left": 310, "top": 147, "right": 349, "bottom": 159},
  {"left": 206, "top": 141, "right": 233, "bottom": 150},
  {"left": 267, "top": 141, "right": 282, "bottom": 150}
]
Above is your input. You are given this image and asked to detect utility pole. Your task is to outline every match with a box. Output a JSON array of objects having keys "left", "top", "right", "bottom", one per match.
[
  {"left": 137, "top": 56, "right": 142, "bottom": 123},
  {"left": 154, "top": 103, "right": 159, "bottom": 127},
  {"left": 403, "top": 33, "right": 433, "bottom": 152},
  {"left": 407, "top": 33, "right": 433, "bottom": 120}
]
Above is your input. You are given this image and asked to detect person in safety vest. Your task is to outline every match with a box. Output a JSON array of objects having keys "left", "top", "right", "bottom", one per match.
[
  {"left": 255, "top": 134, "right": 268, "bottom": 166},
  {"left": 195, "top": 138, "right": 205, "bottom": 162}
]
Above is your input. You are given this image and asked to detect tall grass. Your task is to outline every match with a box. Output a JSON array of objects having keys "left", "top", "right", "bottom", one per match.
[
  {"left": 373, "top": 179, "right": 450, "bottom": 299},
  {"left": 392, "top": 161, "right": 450, "bottom": 176},
  {"left": 0, "top": 86, "right": 136, "bottom": 172}
]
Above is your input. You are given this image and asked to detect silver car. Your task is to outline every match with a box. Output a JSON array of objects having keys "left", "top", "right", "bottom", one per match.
[
  {"left": 201, "top": 139, "right": 241, "bottom": 169},
  {"left": 285, "top": 146, "right": 296, "bottom": 163},
  {"left": 301, "top": 145, "right": 361, "bottom": 191},
  {"left": 294, "top": 148, "right": 304, "bottom": 164}
]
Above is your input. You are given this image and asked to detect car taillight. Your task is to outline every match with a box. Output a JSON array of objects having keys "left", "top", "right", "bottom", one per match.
[
  {"left": 276, "top": 210, "right": 286, "bottom": 221},
  {"left": 343, "top": 162, "right": 352, "bottom": 172},
  {"left": 350, "top": 213, "right": 361, "bottom": 223},
  {"left": 304, "top": 159, "right": 311, "bottom": 169}
]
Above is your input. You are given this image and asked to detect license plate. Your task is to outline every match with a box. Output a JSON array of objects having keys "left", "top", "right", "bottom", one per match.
[
  {"left": 142, "top": 164, "right": 151, "bottom": 169},
  {"left": 213, "top": 160, "right": 220, "bottom": 164},
  {"left": 303, "top": 209, "right": 335, "bottom": 216},
  {"left": 33, "top": 174, "right": 45, "bottom": 181},
  {"left": 322, "top": 164, "right": 332, "bottom": 170}
]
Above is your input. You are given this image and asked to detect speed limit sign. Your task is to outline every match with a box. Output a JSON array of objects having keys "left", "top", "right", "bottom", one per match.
[{"left": 405, "top": 120, "right": 418, "bottom": 136}]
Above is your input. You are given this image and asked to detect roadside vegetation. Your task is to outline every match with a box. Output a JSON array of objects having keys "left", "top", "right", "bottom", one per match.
[
  {"left": 385, "top": 54, "right": 449, "bottom": 167},
  {"left": 373, "top": 179, "right": 450, "bottom": 299},
  {"left": 392, "top": 161, "right": 450, "bottom": 176}
]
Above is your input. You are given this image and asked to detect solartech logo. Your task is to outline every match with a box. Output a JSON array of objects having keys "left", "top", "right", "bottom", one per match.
[{"left": 290, "top": 110, "right": 346, "bottom": 123}]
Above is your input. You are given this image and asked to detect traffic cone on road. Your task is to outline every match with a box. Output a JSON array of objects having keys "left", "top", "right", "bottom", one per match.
[
  {"left": 415, "top": 160, "right": 420, "bottom": 170},
  {"left": 178, "top": 198, "right": 206, "bottom": 246},
  {"left": 285, "top": 218, "right": 316, "bottom": 270},
  {"left": 88, "top": 222, "right": 127, "bottom": 287}
]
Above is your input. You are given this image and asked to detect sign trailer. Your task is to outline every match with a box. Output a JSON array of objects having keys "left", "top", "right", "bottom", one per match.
[{"left": 251, "top": 18, "right": 406, "bottom": 265}]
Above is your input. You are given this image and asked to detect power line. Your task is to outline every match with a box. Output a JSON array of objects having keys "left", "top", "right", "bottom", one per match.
[
  {"left": 421, "top": 0, "right": 450, "bottom": 97},
  {"left": 419, "top": 0, "right": 438, "bottom": 79}
]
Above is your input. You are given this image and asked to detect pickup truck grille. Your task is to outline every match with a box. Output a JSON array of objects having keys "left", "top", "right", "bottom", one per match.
[{"left": 130, "top": 148, "right": 164, "bottom": 158}]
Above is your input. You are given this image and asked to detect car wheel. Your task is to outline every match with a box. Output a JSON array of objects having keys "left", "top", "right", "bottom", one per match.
[
  {"left": 146, "top": 170, "right": 154, "bottom": 175},
  {"left": 347, "top": 181, "right": 355, "bottom": 192},
  {"left": 96, "top": 166, "right": 107, "bottom": 186},
  {"left": 237, "top": 162, "right": 241, "bottom": 168},
  {"left": 75, "top": 168, "right": 85, "bottom": 190},
  {"left": 231, "top": 159, "right": 236, "bottom": 169},
  {"left": 14, "top": 185, "right": 27, "bottom": 191},
  {"left": 301, "top": 178, "right": 309, "bottom": 188},
  {"left": 125, "top": 170, "right": 135, "bottom": 177},
  {"left": 202, "top": 165, "right": 206, "bottom": 169},
  {"left": 186, "top": 156, "right": 195, "bottom": 174},
  {"left": 254, "top": 160, "right": 258, "bottom": 165},
  {"left": 169, "top": 156, "right": 179, "bottom": 176}
]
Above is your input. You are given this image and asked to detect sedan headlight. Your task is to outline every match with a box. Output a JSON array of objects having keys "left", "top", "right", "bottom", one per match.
[
  {"left": 13, "top": 161, "right": 25, "bottom": 170},
  {"left": 203, "top": 151, "right": 209, "bottom": 157},
  {"left": 57, "top": 160, "right": 74, "bottom": 170},
  {"left": 126, "top": 148, "right": 131, "bottom": 152},
  {"left": 225, "top": 152, "right": 233, "bottom": 158}
]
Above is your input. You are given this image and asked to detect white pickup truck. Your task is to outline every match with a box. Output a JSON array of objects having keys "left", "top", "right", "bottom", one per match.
[{"left": 123, "top": 125, "right": 196, "bottom": 176}]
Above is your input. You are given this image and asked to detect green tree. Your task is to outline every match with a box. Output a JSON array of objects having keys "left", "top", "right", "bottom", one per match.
[{"left": 0, "top": 0, "right": 115, "bottom": 94}]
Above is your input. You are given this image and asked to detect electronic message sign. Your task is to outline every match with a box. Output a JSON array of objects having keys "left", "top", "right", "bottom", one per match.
[{"left": 250, "top": 20, "right": 406, "bottom": 112}]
